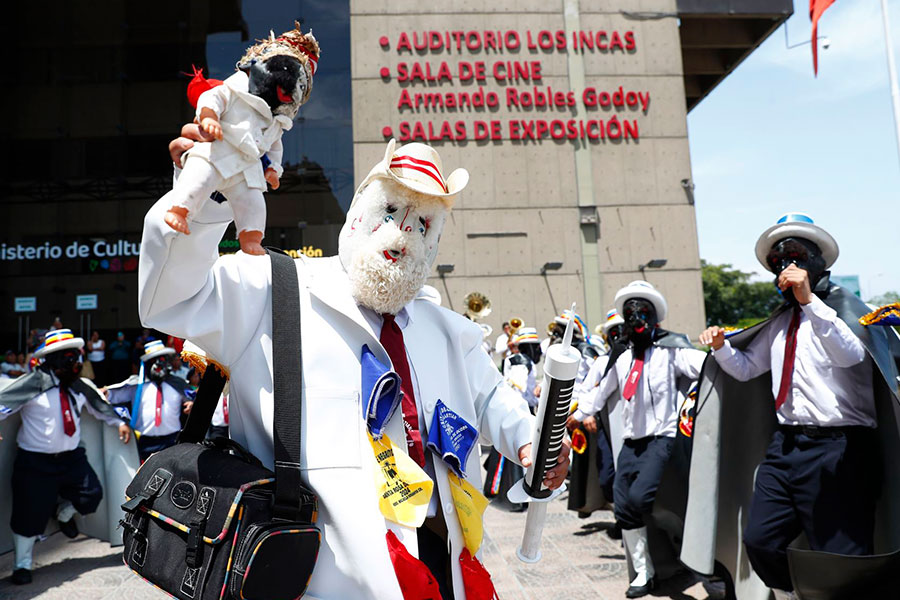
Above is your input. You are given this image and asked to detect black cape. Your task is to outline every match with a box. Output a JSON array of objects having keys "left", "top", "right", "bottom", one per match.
[{"left": 681, "top": 285, "right": 900, "bottom": 599}]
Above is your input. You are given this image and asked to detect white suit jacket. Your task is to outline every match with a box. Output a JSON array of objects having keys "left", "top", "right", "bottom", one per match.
[
  {"left": 188, "top": 71, "right": 293, "bottom": 189},
  {"left": 138, "top": 198, "right": 534, "bottom": 600}
]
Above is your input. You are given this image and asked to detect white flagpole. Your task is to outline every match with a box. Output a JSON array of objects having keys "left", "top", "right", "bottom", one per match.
[{"left": 882, "top": 0, "right": 900, "bottom": 169}]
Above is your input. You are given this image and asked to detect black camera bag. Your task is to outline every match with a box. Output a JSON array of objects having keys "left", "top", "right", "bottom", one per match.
[{"left": 120, "top": 249, "right": 320, "bottom": 600}]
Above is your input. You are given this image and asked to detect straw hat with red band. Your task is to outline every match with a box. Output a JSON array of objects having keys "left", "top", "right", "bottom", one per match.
[
  {"left": 350, "top": 139, "right": 469, "bottom": 209},
  {"left": 33, "top": 329, "right": 84, "bottom": 359}
]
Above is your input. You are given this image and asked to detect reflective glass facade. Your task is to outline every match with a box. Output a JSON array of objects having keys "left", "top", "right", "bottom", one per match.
[{"left": 0, "top": 1, "right": 352, "bottom": 349}]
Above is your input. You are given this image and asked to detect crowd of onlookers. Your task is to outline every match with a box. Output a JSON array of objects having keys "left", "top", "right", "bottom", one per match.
[{"left": 1, "top": 319, "right": 192, "bottom": 388}]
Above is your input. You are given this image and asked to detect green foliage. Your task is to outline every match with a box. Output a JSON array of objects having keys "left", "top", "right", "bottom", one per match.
[
  {"left": 867, "top": 291, "right": 900, "bottom": 306},
  {"left": 701, "top": 260, "right": 783, "bottom": 328}
]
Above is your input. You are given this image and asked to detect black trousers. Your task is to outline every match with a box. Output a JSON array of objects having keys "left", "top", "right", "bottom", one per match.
[
  {"left": 743, "top": 427, "right": 880, "bottom": 591},
  {"left": 11, "top": 447, "right": 103, "bottom": 537},
  {"left": 613, "top": 436, "right": 674, "bottom": 530},
  {"left": 417, "top": 516, "right": 454, "bottom": 600},
  {"left": 136, "top": 432, "right": 179, "bottom": 463},
  {"left": 596, "top": 425, "right": 616, "bottom": 501}
]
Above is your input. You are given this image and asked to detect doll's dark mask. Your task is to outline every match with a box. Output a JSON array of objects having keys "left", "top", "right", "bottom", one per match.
[
  {"left": 43, "top": 349, "right": 82, "bottom": 385},
  {"left": 623, "top": 298, "right": 658, "bottom": 352},
  {"left": 147, "top": 357, "right": 170, "bottom": 383},
  {"left": 247, "top": 55, "right": 306, "bottom": 117},
  {"left": 766, "top": 237, "right": 827, "bottom": 303}
]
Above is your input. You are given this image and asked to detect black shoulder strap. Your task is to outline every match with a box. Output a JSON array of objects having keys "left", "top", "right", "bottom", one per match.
[
  {"left": 602, "top": 342, "right": 628, "bottom": 381},
  {"left": 177, "top": 367, "right": 227, "bottom": 444},
  {"left": 268, "top": 248, "right": 305, "bottom": 521}
]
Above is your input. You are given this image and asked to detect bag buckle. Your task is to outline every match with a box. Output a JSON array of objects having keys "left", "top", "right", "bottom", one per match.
[{"left": 185, "top": 519, "right": 206, "bottom": 568}]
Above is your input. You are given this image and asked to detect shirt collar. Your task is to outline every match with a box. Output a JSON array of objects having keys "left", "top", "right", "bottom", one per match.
[{"left": 358, "top": 300, "right": 415, "bottom": 331}]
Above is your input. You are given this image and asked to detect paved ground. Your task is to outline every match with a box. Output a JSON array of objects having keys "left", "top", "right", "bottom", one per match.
[{"left": 0, "top": 491, "right": 718, "bottom": 600}]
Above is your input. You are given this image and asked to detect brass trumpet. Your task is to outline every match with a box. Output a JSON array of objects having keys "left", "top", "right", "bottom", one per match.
[
  {"left": 508, "top": 317, "right": 524, "bottom": 343},
  {"left": 546, "top": 320, "right": 559, "bottom": 336},
  {"left": 463, "top": 292, "right": 492, "bottom": 320}
]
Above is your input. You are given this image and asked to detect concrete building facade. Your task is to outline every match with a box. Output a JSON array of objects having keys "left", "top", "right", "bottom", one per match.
[{"left": 354, "top": 0, "right": 705, "bottom": 339}]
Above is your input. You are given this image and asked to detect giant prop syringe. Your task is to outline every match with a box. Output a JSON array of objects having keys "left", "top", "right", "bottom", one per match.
[{"left": 507, "top": 303, "right": 581, "bottom": 563}]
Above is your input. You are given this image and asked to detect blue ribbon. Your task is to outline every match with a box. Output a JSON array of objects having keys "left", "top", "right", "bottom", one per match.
[
  {"left": 361, "top": 345, "right": 402, "bottom": 439},
  {"left": 426, "top": 400, "right": 478, "bottom": 478},
  {"left": 130, "top": 362, "right": 145, "bottom": 429}
]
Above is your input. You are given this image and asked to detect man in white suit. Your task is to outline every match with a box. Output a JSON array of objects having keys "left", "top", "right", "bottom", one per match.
[{"left": 139, "top": 138, "right": 569, "bottom": 599}]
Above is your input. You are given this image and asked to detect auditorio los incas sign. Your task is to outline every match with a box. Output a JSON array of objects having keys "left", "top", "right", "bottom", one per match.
[{"left": 378, "top": 29, "right": 648, "bottom": 143}]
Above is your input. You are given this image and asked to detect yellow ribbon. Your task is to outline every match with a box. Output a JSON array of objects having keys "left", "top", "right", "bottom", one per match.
[
  {"left": 448, "top": 472, "right": 490, "bottom": 555},
  {"left": 369, "top": 432, "right": 434, "bottom": 528}
]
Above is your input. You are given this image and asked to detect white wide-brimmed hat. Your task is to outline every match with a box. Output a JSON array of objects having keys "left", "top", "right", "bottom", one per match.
[
  {"left": 600, "top": 309, "right": 625, "bottom": 335},
  {"left": 755, "top": 213, "right": 839, "bottom": 272},
  {"left": 513, "top": 327, "right": 541, "bottom": 345},
  {"left": 614, "top": 281, "right": 668, "bottom": 322},
  {"left": 33, "top": 329, "right": 84, "bottom": 359},
  {"left": 140, "top": 340, "right": 175, "bottom": 362},
  {"left": 350, "top": 139, "right": 469, "bottom": 209}
]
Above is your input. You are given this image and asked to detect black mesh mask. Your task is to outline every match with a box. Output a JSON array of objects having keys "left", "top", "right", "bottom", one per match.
[
  {"left": 623, "top": 298, "right": 658, "bottom": 353},
  {"left": 518, "top": 343, "right": 542, "bottom": 364},
  {"left": 765, "top": 237, "right": 827, "bottom": 304},
  {"left": 42, "top": 349, "right": 82, "bottom": 386},
  {"left": 605, "top": 324, "right": 626, "bottom": 349},
  {"left": 147, "top": 357, "right": 170, "bottom": 383}
]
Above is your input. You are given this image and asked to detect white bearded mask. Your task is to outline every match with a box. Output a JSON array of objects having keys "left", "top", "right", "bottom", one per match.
[
  {"left": 338, "top": 140, "right": 468, "bottom": 316},
  {"left": 339, "top": 179, "right": 448, "bottom": 315}
]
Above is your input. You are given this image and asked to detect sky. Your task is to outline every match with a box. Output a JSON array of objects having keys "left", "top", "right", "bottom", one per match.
[{"left": 688, "top": 0, "right": 900, "bottom": 301}]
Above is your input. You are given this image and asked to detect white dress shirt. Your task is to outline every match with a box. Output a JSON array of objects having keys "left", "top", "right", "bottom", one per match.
[
  {"left": 573, "top": 352, "right": 610, "bottom": 412},
  {"left": 0, "top": 385, "right": 122, "bottom": 453},
  {"left": 575, "top": 344, "right": 705, "bottom": 439},
  {"left": 211, "top": 394, "right": 229, "bottom": 428},
  {"left": 712, "top": 294, "right": 874, "bottom": 428},
  {"left": 107, "top": 381, "right": 186, "bottom": 436},
  {"left": 494, "top": 333, "right": 510, "bottom": 364},
  {"left": 502, "top": 355, "right": 539, "bottom": 408}
]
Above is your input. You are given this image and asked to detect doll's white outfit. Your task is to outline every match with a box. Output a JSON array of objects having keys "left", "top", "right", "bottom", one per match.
[{"left": 164, "top": 70, "right": 292, "bottom": 236}]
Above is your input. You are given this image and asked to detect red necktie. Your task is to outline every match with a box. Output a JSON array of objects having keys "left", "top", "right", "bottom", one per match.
[
  {"left": 380, "top": 314, "right": 425, "bottom": 467},
  {"left": 775, "top": 306, "right": 802, "bottom": 411},
  {"left": 155, "top": 384, "right": 163, "bottom": 427},
  {"left": 223, "top": 395, "right": 229, "bottom": 425},
  {"left": 59, "top": 387, "right": 76, "bottom": 437},
  {"left": 622, "top": 350, "right": 645, "bottom": 401}
]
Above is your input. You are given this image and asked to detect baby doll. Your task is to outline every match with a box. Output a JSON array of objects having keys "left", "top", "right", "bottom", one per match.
[{"left": 163, "top": 23, "right": 319, "bottom": 255}]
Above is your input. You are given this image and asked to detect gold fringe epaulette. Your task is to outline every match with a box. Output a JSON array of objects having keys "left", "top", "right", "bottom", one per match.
[
  {"left": 181, "top": 350, "right": 230, "bottom": 380},
  {"left": 859, "top": 303, "right": 900, "bottom": 327}
]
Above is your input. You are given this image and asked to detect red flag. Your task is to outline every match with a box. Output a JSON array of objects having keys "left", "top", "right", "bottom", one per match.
[{"left": 810, "top": 0, "right": 836, "bottom": 75}]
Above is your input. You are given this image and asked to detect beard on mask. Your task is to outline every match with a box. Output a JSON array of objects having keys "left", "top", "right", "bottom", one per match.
[{"left": 346, "top": 224, "right": 430, "bottom": 316}]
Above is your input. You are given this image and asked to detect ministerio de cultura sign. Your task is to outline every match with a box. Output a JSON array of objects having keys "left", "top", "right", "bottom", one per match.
[
  {"left": 0, "top": 239, "right": 142, "bottom": 274},
  {"left": 0, "top": 239, "right": 141, "bottom": 262}
]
